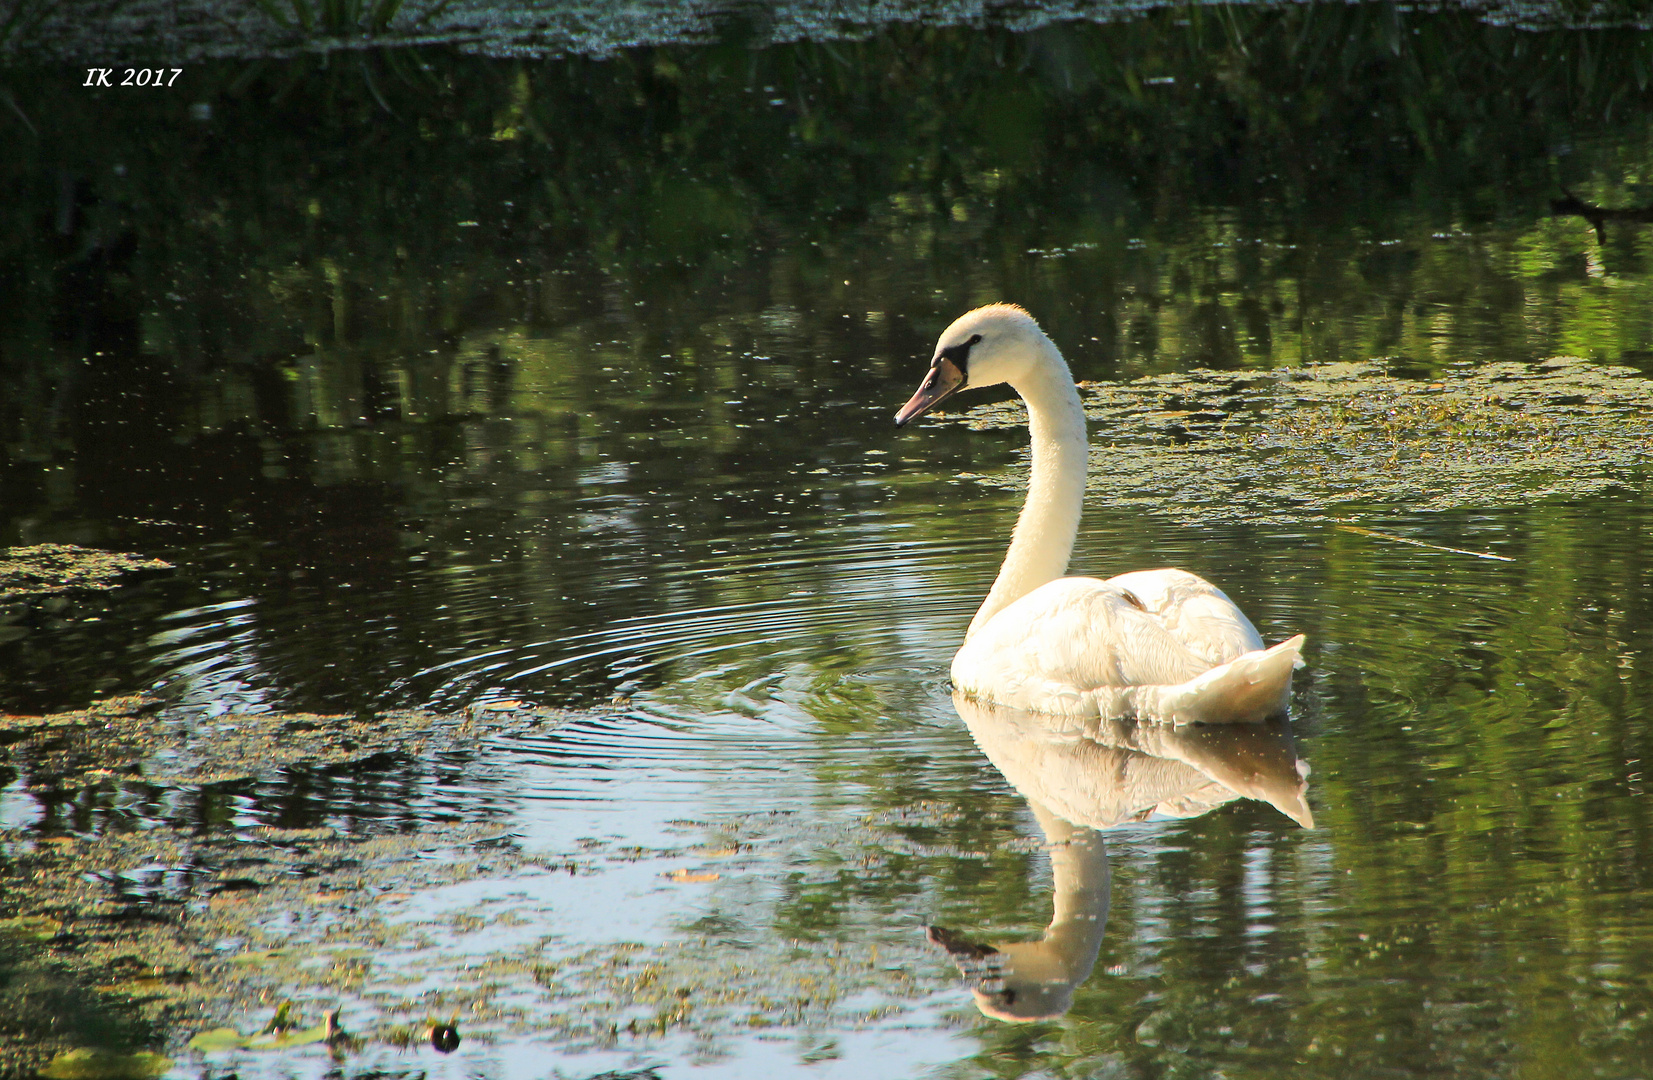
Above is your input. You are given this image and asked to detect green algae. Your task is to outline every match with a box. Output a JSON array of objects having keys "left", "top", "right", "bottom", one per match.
[
  {"left": 0, "top": 697, "right": 966, "bottom": 1074},
  {"left": 952, "top": 357, "right": 1653, "bottom": 526},
  {"left": 0, "top": 546, "right": 171, "bottom": 600},
  {"left": 0, "top": 809, "right": 949, "bottom": 1068},
  {"left": 0, "top": 914, "right": 60, "bottom": 940},
  {"left": 0, "top": 694, "right": 570, "bottom": 787}
]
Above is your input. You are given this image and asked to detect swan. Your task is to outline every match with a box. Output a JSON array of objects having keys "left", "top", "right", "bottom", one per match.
[{"left": 896, "top": 304, "right": 1305, "bottom": 723}]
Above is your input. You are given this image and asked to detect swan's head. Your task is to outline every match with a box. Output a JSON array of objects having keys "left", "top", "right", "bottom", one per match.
[{"left": 895, "top": 304, "right": 1049, "bottom": 426}]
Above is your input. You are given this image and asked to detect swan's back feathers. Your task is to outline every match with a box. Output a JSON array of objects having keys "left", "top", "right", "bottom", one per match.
[
  {"left": 1126, "top": 634, "right": 1305, "bottom": 725},
  {"left": 1103, "top": 568, "right": 1265, "bottom": 665},
  {"left": 953, "top": 578, "right": 1212, "bottom": 714},
  {"left": 951, "top": 576, "right": 1302, "bottom": 723}
]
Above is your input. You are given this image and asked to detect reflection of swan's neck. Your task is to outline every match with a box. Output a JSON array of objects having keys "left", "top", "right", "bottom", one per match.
[
  {"left": 1022, "top": 827, "right": 1110, "bottom": 978},
  {"left": 972, "top": 805, "right": 1111, "bottom": 1022},
  {"left": 967, "top": 345, "right": 1088, "bottom": 641},
  {"left": 1034, "top": 806, "right": 1111, "bottom": 971}
]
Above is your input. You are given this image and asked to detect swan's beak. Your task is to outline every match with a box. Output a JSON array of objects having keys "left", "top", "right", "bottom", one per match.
[{"left": 895, "top": 357, "right": 966, "bottom": 426}]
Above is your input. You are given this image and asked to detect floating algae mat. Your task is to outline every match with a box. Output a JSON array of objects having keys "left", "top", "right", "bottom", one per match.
[
  {"left": 0, "top": 695, "right": 573, "bottom": 789},
  {"left": 0, "top": 787, "right": 955, "bottom": 1074},
  {"left": 0, "top": 697, "right": 963, "bottom": 1075},
  {"left": 0, "top": 546, "right": 172, "bottom": 600},
  {"left": 955, "top": 358, "right": 1653, "bottom": 524}
]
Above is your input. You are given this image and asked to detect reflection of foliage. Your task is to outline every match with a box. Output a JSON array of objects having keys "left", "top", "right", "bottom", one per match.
[
  {"left": 4, "top": 8, "right": 1653, "bottom": 372},
  {"left": 0, "top": 4, "right": 1650, "bottom": 744},
  {"left": 0, "top": 0, "right": 50, "bottom": 51}
]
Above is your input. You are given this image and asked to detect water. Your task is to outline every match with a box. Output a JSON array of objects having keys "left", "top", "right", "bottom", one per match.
[{"left": 4, "top": 4, "right": 1653, "bottom": 1078}]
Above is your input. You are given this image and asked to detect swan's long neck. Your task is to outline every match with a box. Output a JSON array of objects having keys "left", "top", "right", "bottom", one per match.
[{"left": 966, "top": 343, "right": 1088, "bottom": 641}]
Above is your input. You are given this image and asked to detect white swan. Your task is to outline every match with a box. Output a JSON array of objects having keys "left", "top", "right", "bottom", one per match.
[{"left": 896, "top": 304, "right": 1305, "bottom": 723}]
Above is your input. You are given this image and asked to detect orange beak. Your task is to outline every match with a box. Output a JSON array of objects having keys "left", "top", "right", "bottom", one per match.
[{"left": 895, "top": 356, "right": 966, "bottom": 427}]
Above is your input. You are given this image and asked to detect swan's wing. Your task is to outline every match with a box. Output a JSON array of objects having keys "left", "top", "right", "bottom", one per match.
[
  {"left": 952, "top": 577, "right": 1213, "bottom": 713},
  {"left": 1104, "top": 568, "right": 1265, "bottom": 665}
]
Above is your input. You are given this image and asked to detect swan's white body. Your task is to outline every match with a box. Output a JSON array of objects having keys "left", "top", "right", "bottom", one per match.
[{"left": 897, "top": 304, "right": 1303, "bottom": 723}]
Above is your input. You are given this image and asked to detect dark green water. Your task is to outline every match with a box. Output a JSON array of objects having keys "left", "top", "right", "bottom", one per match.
[{"left": 4, "top": 4, "right": 1653, "bottom": 1078}]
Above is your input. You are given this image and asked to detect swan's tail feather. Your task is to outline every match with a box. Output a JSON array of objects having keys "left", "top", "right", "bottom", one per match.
[{"left": 1129, "top": 634, "right": 1305, "bottom": 726}]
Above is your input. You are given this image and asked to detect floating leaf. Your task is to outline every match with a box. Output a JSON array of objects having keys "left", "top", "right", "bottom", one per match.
[
  {"left": 664, "top": 869, "right": 720, "bottom": 883},
  {"left": 243, "top": 1022, "right": 330, "bottom": 1050},
  {"left": 187, "top": 1021, "right": 331, "bottom": 1053},
  {"left": 186, "top": 1028, "right": 249, "bottom": 1052},
  {"left": 39, "top": 1049, "right": 173, "bottom": 1079}
]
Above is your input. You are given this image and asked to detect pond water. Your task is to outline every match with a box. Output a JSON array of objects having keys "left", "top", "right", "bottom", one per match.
[{"left": 4, "top": 3, "right": 1653, "bottom": 1078}]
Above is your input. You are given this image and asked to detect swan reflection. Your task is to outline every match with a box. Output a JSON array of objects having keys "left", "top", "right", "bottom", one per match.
[{"left": 930, "top": 693, "right": 1312, "bottom": 1022}]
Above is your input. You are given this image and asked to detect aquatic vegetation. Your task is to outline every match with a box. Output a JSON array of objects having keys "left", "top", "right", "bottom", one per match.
[
  {"left": 0, "top": 728, "right": 957, "bottom": 1067},
  {"left": 6, "top": 0, "right": 1653, "bottom": 63},
  {"left": 0, "top": 546, "right": 172, "bottom": 599},
  {"left": 958, "top": 356, "right": 1653, "bottom": 525},
  {"left": 0, "top": 914, "right": 60, "bottom": 940},
  {"left": 38, "top": 1049, "right": 172, "bottom": 1080},
  {"left": 0, "top": 693, "right": 574, "bottom": 786},
  {"left": 188, "top": 1001, "right": 342, "bottom": 1051}
]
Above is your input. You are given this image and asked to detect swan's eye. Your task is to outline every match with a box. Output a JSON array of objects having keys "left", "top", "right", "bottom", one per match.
[{"left": 968, "top": 334, "right": 982, "bottom": 345}]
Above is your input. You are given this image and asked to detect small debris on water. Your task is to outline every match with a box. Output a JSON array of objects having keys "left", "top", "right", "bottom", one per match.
[{"left": 427, "top": 1022, "right": 461, "bottom": 1053}]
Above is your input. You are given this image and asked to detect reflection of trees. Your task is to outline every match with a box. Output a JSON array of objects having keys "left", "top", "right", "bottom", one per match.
[
  {"left": 2, "top": 9, "right": 1650, "bottom": 713},
  {"left": 6, "top": 8, "right": 1653, "bottom": 398}
]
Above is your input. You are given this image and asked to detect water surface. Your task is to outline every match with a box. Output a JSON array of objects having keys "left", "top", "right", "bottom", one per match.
[{"left": 4, "top": 4, "right": 1653, "bottom": 1078}]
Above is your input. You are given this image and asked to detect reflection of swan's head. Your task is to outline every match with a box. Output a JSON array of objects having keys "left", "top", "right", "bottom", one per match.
[
  {"left": 928, "top": 925, "right": 1092, "bottom": 1023},
  {"left": 930, "top": 823, "right": 1111, "bottom": 1024},
  {"left": 896, "top": 304, "right": 1054, "bottom": 426}
]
